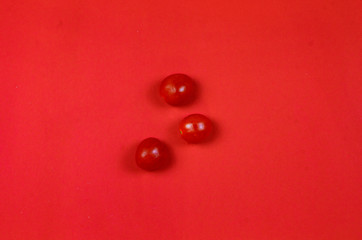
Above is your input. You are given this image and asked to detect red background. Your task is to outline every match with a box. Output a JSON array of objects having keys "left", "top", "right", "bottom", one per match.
[{"left": 1, "top": 0, "right": 361, "bottom": 239}]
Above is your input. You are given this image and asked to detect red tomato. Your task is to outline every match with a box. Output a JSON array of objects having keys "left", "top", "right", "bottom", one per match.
[
  {"left": 179, "top": 114, "right": 214, "bottom": 143},
  {"left": 160, "top": 73, "right": 197, "bottom": 106},
  {"left": 135, "top": 137, "right": 171, "bottom": 171}
]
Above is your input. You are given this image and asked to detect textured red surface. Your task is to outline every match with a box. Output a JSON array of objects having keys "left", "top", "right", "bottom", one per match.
[{"left": 1, "top": 0, "right": 361, "bottom": 239}]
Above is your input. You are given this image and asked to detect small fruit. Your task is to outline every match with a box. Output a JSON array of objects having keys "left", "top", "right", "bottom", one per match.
[
  {"left": 135, "top": 137, "right": 170, "bottom": 171},
  {"left": 179, "top": 114, "right": 214, "bottom": 143},
  {"left": 160, "top": 73, "right": 196, "bottom": 106}
]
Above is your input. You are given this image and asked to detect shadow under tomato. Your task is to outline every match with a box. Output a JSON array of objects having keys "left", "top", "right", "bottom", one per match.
[
  {"left": 121, "top": 142, "right": 140, "bottom": 173},
  {"left": 147, "top": 81, "right": 167, "bottom": 108},
  {"left": 166, "top": 119, "right": 185, "bottom": 146},
  {"left": 204, "top": 119, "right": 221, "bottom": 145}
]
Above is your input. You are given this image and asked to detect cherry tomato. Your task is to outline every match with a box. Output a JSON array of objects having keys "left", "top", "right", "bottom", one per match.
[
  {"left": 160, "top": 73, "right": 196, "bottom": 106},
  {"left": 135, "top": 137, "right": 170, "bottom": 171},
  {"left": 179, "top": 114, "right": 214, "bottom": 143}
]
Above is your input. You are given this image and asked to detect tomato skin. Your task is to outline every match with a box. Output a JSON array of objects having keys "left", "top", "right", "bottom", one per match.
[
  {"left": 160, "top": 73, "right": 196, "bottom": 106},
  {"left": 179, "top": 114, "right": 214, "bottom": 143},
  {"left": 135, "top": 138, "right": 170, "bottom": 171}
]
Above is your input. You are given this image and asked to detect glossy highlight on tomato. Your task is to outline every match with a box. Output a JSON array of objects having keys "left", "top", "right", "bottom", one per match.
[
  {"left": 160, "top": 73, "right": 197, "bottom": 106},
  {"left": 135, "top": 137, "right": 171, "bottom": 171},
  {"left": 179, "top": 114, "right": 214, "bottom": 143}
]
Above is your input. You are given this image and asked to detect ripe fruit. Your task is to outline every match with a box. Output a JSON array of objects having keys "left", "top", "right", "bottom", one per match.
[
  {"left": 160, "top": 73, "right": 196, "bottom": 106},
  {"left": 179, "top": 114, "right": 214, "bottom": 143},
  {"left": 135, "top": 137, "right": 170, "bottom": 171}
]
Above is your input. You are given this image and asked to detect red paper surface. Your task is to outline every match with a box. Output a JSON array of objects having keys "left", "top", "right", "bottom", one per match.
[{"left": 1, "top": 0, "right": 361, "bottom": 239}]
